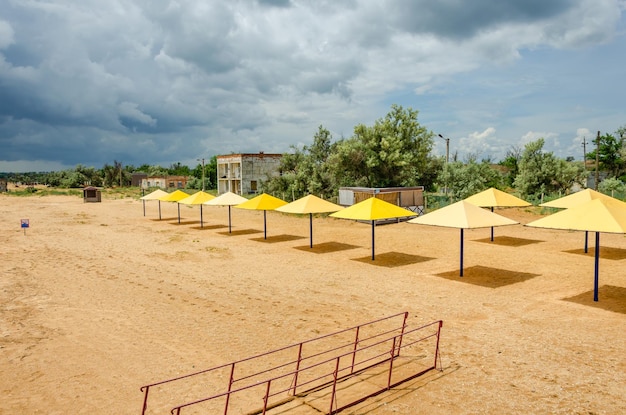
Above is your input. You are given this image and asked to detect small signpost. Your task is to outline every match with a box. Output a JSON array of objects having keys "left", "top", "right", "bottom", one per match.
[{"left": 21, "top": 219, "right": 29, "bottom": 235}]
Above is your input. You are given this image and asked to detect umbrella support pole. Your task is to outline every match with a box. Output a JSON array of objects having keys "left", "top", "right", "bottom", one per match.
[
  {"left": 460, "top": 229, "right": 464, "bottom": 277},
  {"left": 309, "top": 213, "right": 313, "bottom": 249},
  {"left": 200, "top": 205, "right": 204, "bottom": 228},
  {"left": 594, "top": 232, "right": 600, "bottom": 302},
  {"left": 584, "top": 231, "right": 589, "bottom": 254},
  {"left": 228, "top": 206, "right": 232, "bottom": 233},
  {"left": 143, "top": 200, "right": 146, "bottom": 217},
  {"left": 371, "top": 220, "right": 375, "bottom": 261},
  {"left": 177, "top": 204, "right": 181, "bottom": 224},
  {"left": 264, "top": 210, "right": 267, "bottom": 239},
  {"left": 158, "top": 201, "right": 161, "bottom": 220},
  {"left": 490, "top": 208, "right": 494, "bottom": 241}
]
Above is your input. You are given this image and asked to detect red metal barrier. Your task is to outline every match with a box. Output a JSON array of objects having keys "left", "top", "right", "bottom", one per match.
[{"left": 140, "top": 312, "right": 442, "bottom": 415}]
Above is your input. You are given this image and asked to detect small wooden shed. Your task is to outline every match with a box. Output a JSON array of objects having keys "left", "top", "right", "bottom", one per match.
[
  {"left": 338, "top": 186, "right": 425, "bottom": 214},
  {"left": 83, "top": 186, "right": 102, "bottom": 203}
]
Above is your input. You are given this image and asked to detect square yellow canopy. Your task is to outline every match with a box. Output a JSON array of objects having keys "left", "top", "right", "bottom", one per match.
[
  {"left": 140, "top": 189, "right": 169, "bottom": 200},
  {"left": 203, "top": 191, "right": 248, "bottom": 233},
  {"left": 329, "top": 196, "right": 414, "bottom": 221},
  {"left": 539, "top": 188, "right": 620, "bottom": 209},
  {"left": 235, "top": 193, "right": 287, "bottom": 211},
  {"left": 408, "top": 200, "right": 518, "bottom": 229},
  {"left": 157, "top": 189, "right": 189, "bottom": 202},
  {"left": 276, "top": 194, "right": 343, "bottom": 214},
  {"left": 526, "top": 198, "right": 626, "bottom": 302},
  {"left": 235, "top": 193, "right": 287, "bottom": 239},
  {"left": 329, "top": 197, "right": 415, "bottom": 260},
  {"left": 464, "top": 188, "right": 531, "bottom": 208}
]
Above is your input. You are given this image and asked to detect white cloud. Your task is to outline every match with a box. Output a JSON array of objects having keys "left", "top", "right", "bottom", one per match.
[
  {"left": 0, "top": 0, "right": 624, "bottom": 170},
  {"left": 118, "top": 102, "right": 157, "bottom": 127},
  {"left": 0, "top": 20, "right": 14, "bottom": 49}
]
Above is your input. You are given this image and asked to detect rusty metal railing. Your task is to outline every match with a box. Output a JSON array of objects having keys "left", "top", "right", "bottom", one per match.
[{"left": 140, "top": 312, "right": 442, "bottom": 415}]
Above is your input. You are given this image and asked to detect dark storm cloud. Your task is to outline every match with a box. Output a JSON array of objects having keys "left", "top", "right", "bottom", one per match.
[
  {"left": 389, "top": 0, "right": 573, "bottom": 38},
  {"left": 0, "top": 0, "right": 623, "bottom": 171},
  {"left": 257, "top": 0, "right": 292, "bottom": 7}
]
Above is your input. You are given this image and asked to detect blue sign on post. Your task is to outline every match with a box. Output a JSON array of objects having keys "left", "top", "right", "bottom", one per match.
[{"left": 21, "top": 219, "right": 29, "bottom": 234}]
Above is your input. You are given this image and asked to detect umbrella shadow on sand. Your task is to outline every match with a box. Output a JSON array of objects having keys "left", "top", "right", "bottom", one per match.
[
  {"left": 472, "top": 235, "right": 544, "bottom": 247},
  {"left": 190, "top": 224, "right": 228, "bottom": 231},
  {"left": 564, "top": 285, "right": 626, "bottom": 314},
  {"left": 351, "top": 251, "right": 435, "bottom": 268},
  {"left": 170, "top": 220, "right": 198, "bottom": 226},
  {"left": 217, "top": 229, "right": 262, "bottom": 236},
  {"left": 293, "top": 241, "right": 360, "bottom": 254},
  {"left": 563, "top": 246, "right": 626, "bottom": 260},
  {"left": 435, "top": 265, "right": 540, "bottom": 288},
  {"left": 250, "top": 234, "right": 306, "bottom": 243}
]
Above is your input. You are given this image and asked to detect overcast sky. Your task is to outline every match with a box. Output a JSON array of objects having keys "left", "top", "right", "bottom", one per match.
[{"left": 1, "top": 0, "right": 625, "bottom": 172}]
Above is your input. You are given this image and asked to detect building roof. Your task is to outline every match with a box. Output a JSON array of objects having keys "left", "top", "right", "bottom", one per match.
[{"left": 217, "top": 152, "right": 282, "bottom": 159}]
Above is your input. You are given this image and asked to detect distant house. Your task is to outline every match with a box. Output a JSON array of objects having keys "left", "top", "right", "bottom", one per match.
[
  {"left": 141, "top": 175, "right": 189, "bottom": 189},
  {"left": 217, "top": 152, "right": 282, "bottom": 195},
  {"left": 131, "top": 173, "right": 147, "bottom": 187}
]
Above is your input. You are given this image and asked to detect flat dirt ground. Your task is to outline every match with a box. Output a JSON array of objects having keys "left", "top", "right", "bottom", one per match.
[{"left": 1, "top": 193, "right": 625, "bottom": 414}]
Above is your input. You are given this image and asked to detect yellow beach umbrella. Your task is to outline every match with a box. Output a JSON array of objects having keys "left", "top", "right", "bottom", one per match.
[
  {"left": 157, "top": 190, "right": 189, "bottom": 223},
  {"left": 539, "top": 188, "right": 618, "bottom": 209},
  {"left": 235, "top": 193, "right": 288, "bottom": 239},
  {"left": 178, "top": 191, "right": 216, "bottom": 227},
  {"left": 540, "top": 189, "right": 626, "bottom": 252},
  {"left": 204, "top": 191, "right": 248, "bottom": 233},
  {"left": 464, "top": 188, "right": 531, "bottom": 241},
  {"left": 140, "top": 189, "right": 168, "bottom": 200},
  {"left": 409, "top": 200, "right": 518, "bottom": 276},
  {"left": 465, "top": 188, "right": 531, "bottom": 208},
  {"left": 140, "top": 189, "right": 169, "bottom": 219},
  {"left": 526, "top": 198, "right": 626, "bottom": 301},
  {"left": 275, "top": 195, "right": 344, "bottom": 248},
  {"left": 329, "top": 197, "right": 415, "bottom": 260}
]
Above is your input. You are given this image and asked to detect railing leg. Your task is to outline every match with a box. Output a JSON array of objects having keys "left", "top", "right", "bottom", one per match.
[
  {"left": 396, "top": 312, "right": 408, "bottom": 358},
  {"left": 351, "top": 326, "right": 360, "bottom": 374},
  {"left": 387, "top": 337, "right": 397, "bottom": 389},
  {"left": 329, "top": 357, "right": 341, "bottom": 414},
  {"left": 434, "top": 320, "right": 443, "bottom": 370},
  {"left": 292, "top": 343, "right": 303, "bottom": 396},
  {"left": 262, "top": 380, "right": 272, "bottom": 415},
  {"left": 140, "top": 386, "right": 149, "bottom": 415},
  {"left": 224, "top": 363, "right": 235, "bottom": 415}
]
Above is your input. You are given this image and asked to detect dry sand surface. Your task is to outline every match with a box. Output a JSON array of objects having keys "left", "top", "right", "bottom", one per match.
[{"left": 1, "top": 193, "right": 625, "bottom": 414}]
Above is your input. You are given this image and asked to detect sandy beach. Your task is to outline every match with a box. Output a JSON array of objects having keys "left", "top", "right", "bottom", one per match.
[{"left": 1, "top": 193, "right": 625, "bottom": 414}]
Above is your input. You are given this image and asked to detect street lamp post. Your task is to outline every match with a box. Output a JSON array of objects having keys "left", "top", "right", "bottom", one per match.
[
  {"left": 438, "top": 134, "right": 450, "bottom": 164},
  {"left": 438, "top": 134, "right": 451, "bottom": 195},
  {"left": 197, "top": 158, "right": 205, "bottom": 191}
]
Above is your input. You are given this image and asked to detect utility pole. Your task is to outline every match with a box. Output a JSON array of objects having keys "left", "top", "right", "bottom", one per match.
[
  {"left": 197, "top": 158, "right": 205, "bottom": 191},
  {"left": 581, "top": 137, "right": 587, "bottom": 167},
  {"left": 438, "top": 134, "right": 451, "bottom": 195},
  {"left": 594, "top": 131, "right": 600, "bottom": 190}
]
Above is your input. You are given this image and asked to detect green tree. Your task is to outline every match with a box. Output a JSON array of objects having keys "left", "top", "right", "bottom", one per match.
[
  {"left": 189, "top": 156, "right": 218, "bottom": 190},
  {"left": 75, "top": 164, "right": 102, "bottom": 187},
  {"left": 499, "top": 146, "right": 522, "bottom": 187},
  {"left": 598, "top": 177, "right": 625, "bottom": 197},
  {"left": 168, "top": 162, "right": 191, "bottom": 176},
  {"left": 587, "top": 133, "right": 625, "bottom": 178},
  {"left": 514, "top": 139, "right": 584, "bottom": 198},
  {"left": 262, "top": 146, "right": 307, "bottom": 199},
  {"left": 439, "top": 159, "right": 502, "bottom": 200},
  {"left": 327, "top": 104, "right": 434, "bottom": 188}
]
